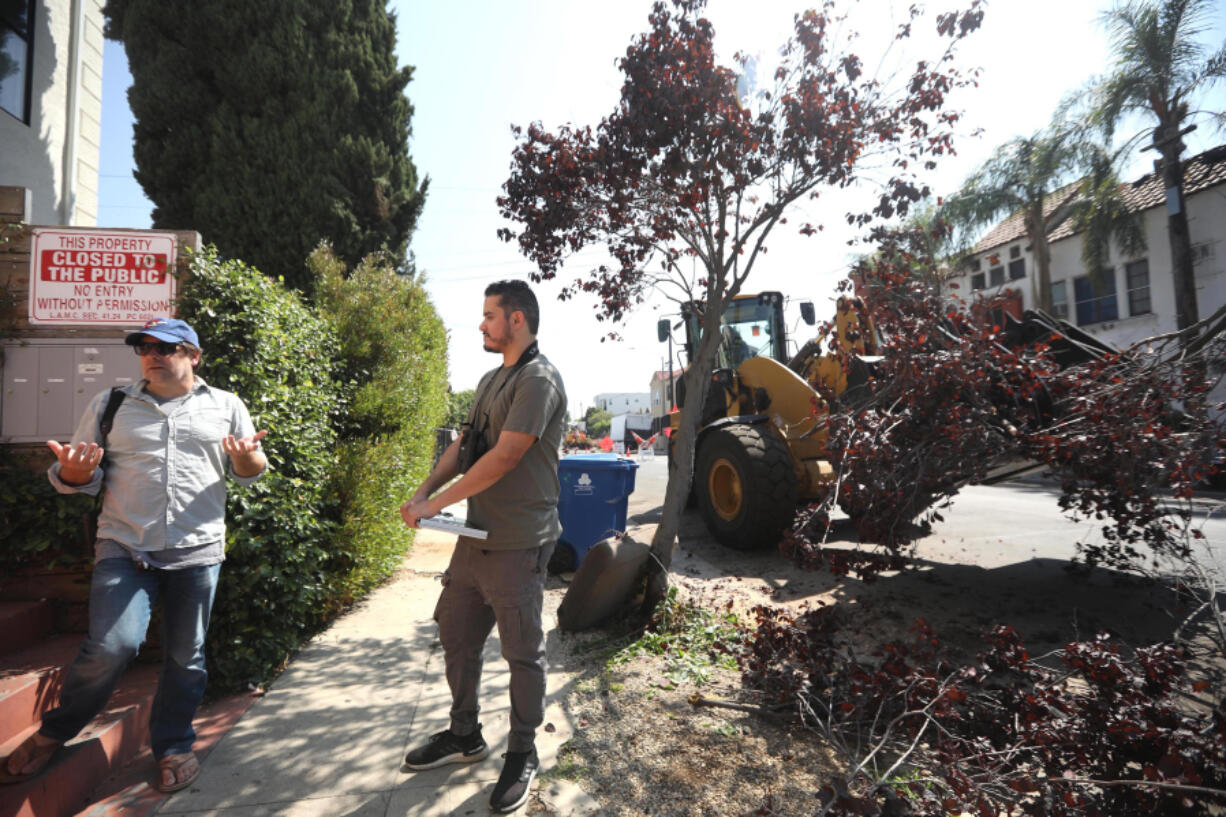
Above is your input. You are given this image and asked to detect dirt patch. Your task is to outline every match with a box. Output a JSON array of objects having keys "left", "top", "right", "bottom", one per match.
[
  {"left": 537, "top": 514, "right": 1215, "bottom": 816},
  {"left": 549, "top": 660, "right": 838, "bottom": 816},
  {"left": 542, "top": 600, "right": 839, "bottom": 817}
]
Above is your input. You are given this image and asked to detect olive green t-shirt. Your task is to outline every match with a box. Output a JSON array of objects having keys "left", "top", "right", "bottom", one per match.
[{"left": 462, "top": 351, "right": 567, "bottom": 550}]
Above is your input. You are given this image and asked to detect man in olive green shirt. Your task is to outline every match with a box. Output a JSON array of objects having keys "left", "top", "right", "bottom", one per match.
[{"left": 401, "top": 280, "right": 566, "bottom": 814}]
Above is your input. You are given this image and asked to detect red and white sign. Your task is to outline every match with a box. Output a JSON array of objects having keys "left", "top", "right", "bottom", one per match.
[{"left": 28, "top": 229, "right": 178, "bottom": 325}]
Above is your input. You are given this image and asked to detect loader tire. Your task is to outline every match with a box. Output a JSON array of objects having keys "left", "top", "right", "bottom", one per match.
[{"left": 695, "top": 423, "right": 798, "bottom": 551}]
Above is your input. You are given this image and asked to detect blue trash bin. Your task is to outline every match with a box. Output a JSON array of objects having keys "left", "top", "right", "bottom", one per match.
[{"left": 556, "top": 454, "right": 639, "bottom": 570}]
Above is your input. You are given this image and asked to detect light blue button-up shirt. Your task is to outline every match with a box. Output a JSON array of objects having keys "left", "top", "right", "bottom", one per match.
[{"left": 48, "top": 378, "right": 266, "bottom": 552}]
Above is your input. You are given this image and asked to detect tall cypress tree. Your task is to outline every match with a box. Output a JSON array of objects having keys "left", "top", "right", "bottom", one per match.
[{"left": 104, "top": 0, "right": 427, "bottom": 290}]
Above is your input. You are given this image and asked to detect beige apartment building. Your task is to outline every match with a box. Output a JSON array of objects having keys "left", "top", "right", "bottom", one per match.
[{"left": 1, "top": 0, "right": 105, "bottom": 226}]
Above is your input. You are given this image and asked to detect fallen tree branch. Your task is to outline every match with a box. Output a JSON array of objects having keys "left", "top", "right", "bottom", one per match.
[
  {"left": 1049, "top": 777, "right": 1226, "bottom": 798},
  {"left": 688, "top": 693, "right": 787, "bottom": 719}
]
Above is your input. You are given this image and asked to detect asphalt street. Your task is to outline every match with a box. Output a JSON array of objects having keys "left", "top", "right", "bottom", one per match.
[{"left": 623, "top": 450, "right": 1226, "bottom": 574}]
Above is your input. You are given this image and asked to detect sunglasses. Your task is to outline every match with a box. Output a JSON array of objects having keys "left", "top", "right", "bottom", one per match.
[{"left": 134, "top": 341, "right": 186, "bottom": 357}]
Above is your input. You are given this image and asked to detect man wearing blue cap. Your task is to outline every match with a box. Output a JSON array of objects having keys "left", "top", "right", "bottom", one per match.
[{"left": 0, "top": 317, "right": 268, "bottom": 793}]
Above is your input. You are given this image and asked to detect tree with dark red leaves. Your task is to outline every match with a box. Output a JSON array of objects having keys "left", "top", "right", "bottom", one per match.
[{"left": 499, "top": 0, "right": 984, "bottom": 607}]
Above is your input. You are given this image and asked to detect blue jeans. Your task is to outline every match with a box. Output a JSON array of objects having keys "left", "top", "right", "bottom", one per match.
[{"left": 39, "top": 558, "right": 221, "bottom": 759}]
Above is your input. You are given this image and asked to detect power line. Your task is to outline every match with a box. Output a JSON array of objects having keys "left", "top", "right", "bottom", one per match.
[
  {"left": 421, "top": 250, "right": 609, "bottom": 275},
  {"left": 426, "top": 269, "right": 566, "bottom": 285},
  {"left": 430, "top": 185, "right": 502, "bottom": 193}
]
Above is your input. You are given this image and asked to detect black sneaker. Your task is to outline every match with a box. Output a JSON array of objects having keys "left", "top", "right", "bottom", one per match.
[
  {"left": 489, "top": 748, "right": 538, "bottom": 813},
  {"left": 403, "top": 726, "right": 489, "bottom": 770}
]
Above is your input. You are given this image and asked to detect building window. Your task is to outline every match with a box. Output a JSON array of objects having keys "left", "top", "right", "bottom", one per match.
[
  {"left": 971, "top": 272, "right": 985, "bottom": 290},
  {"left": 1008, "top": 258, "right": 1025, "bottom": 280},
  {"left": 0, "top": 0, "right": 34, "bottom": 122},
  {"left": 1010, "top": 246, "right": 1020, "bottom": 259},
  {"left": 989, "top": 266, "right": 1004, "bottom": 287},
  {"left": 1050, "top": 281, "right": 1068, "bottom": 320},
  {"left": 969, "top": 258, "right": 981, "bottom": 272},
  {"left": 1074, "top": 273, "right": 1118, "bottom": 326},
  {"left": 1125, "top": 258, "right": 1150, "bottom": 316}
]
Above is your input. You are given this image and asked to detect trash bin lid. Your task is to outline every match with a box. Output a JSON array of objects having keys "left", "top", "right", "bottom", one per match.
[{"left": 559, "top": 453, "right": 639, "bottom": 471}]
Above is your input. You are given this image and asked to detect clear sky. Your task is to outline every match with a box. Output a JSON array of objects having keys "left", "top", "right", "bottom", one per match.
[{"left": 97, "top": 0, "right": 1226, "bottom": 416}]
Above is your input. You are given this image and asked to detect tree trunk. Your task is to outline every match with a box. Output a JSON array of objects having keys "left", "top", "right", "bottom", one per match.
[
  {"left": 641, "top": 398, "right": 697, "bottom": 611},
  {"left": 1025, "top": 204, "right": 1053, "bottom": 313},
  {"left": 641, "top": 299, "right": 726, "bottom": 613},
  {"left": 1157, "top": 137, "right": 1199, "bottom": 336}
]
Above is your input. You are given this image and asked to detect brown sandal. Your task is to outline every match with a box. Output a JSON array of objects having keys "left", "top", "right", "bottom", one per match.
[
  {"left": 0, "top": 732, "right": 63, "bottom": 784},
  {"left": 155, "top": 751, "right": 200, "bottom": 793}
]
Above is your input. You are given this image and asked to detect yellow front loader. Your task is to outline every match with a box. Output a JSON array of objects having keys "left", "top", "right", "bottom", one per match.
[
  {"left": 662, "top": 291, "right": 1112, "bottom": 551},
  {"left": 662, "top": 292, "right": 880, "bottom": 550}
]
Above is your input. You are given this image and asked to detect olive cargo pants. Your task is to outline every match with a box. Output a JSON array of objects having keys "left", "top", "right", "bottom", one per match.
[{"left": 434, "top": 539, "right": 553, "bottom": 753}]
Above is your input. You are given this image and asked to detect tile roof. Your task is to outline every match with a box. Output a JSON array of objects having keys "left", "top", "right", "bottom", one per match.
[
  {"left": 651, "top": 367, "right": 688, "bottom": 381},
  {"left": 971, "top": 143, "right": 1226, "bottom": 255},
  {"left": 971, "top": 184, "right": 1081, "bottom": 255}
]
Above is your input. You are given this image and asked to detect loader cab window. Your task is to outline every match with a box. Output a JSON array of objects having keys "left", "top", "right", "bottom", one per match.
[
  {"left": 683, "top": 296, "right": 786, "bottom": 369},
  {"left": 723, "top": 297, "right": 786, "bottom": 367}
]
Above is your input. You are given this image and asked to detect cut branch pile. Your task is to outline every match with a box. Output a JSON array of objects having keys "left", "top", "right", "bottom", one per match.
[
  {"left": 784, "top": 221, "right": 1224, "bottom": 575},
  {"left": 737, "top": 602, "right": 1226, "bottom": 816}
]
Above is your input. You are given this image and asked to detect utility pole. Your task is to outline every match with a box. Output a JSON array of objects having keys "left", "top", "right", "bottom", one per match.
[
  {"left": 1145, "top": 122, "right": 1199, "bottom": 337},
  {"left": 656, "top": 319, "right": 683, "bottom": 437}
]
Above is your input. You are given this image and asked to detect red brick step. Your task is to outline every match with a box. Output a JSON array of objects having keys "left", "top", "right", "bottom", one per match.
[
  {"left": 0, "top": 634, "right": 80, "bottom": 746},
  {"left": 70, "top": 691, "right": 258, "bottom": 817},
  {"left": 0, "top": 660, "right": 159, "bottom": 817}
]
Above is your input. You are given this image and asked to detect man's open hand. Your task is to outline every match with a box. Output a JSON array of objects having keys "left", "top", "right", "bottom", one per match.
[
  {"left": 222, "top": 429, "right": 268, "bottom": 458},
  {"left": 46, "top": 440, "right": 103, "bottom": 486},
  {"left": 223, "top": 430, "right": 269, "bottom": 478}
]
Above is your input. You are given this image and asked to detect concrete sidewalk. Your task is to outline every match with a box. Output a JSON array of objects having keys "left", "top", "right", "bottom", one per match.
[{"left": 153, "top": 529, "right": 602, "bottom": 817}]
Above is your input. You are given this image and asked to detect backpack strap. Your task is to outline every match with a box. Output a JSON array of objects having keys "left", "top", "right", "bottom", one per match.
[
  {"left": 98, "top": 387, "right": 127, "bottom": 450},
  {"left": 84, "top": 387, "right": 127, "bottom": 546}
]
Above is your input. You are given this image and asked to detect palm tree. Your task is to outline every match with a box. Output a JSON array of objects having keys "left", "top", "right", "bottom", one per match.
[
  {"left": 1064, "top": 144, "right": 1147, "bottom": 285},
  {"left": 1095, "top": 0, "right": 1226, "bottom": 335},
  {"left": 942, "top": 125, "right": 1084, "bottom": 312}
]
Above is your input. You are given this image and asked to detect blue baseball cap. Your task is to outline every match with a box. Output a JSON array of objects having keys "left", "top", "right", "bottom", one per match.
[{"left": 124, "top": 317, "right": 200, "bottom": 348}]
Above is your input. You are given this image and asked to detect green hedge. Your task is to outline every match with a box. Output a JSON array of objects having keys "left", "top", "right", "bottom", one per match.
[
  {"left": 310, "top": 245, "right": 449, "bottom": 602},
  {"left": 177, "top": 247, "right": 343, "bottom": 688},
  {"left": 0, "top": 451, "right": 96, "bottom": 570}
]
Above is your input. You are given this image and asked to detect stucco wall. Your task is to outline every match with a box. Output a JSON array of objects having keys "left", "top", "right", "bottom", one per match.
[
  {"left": 594, "top": 392, "right": 651, "bottom": 414},
  {"left": 74, "top": 1, "right": 104, "bottom": 225},
  {"left": 0, "top": 0, "right": 104, "bottom": 227}
]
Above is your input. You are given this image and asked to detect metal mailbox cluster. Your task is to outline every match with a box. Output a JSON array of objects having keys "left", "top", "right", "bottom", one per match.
[{"left": 1, "top": 339, "right": 138, "bottom": 442}]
